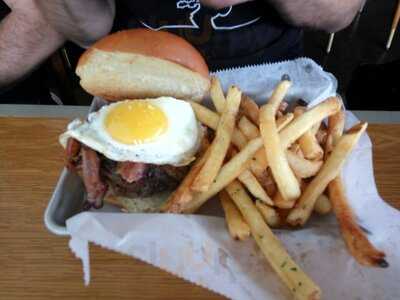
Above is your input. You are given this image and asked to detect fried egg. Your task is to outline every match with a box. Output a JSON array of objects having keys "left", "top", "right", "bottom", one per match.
[{"left": 59, "top": 97, "right": 202, "bottom": 166}]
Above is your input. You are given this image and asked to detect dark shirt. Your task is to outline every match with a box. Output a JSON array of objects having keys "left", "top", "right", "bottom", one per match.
[
  {"left": 0, "top": 0, "right": 9, "bottom": 18},
  {"left": 115, "top": 0, "right": 303, "bottom": 71}
]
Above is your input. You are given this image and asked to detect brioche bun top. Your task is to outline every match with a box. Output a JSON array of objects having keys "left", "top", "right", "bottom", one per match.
[
  {"left": 79, "top": 29, "right": 209, "bottom": 78},
  {"left": 76, "top": 29, "right": 210, "bottom": 102}
]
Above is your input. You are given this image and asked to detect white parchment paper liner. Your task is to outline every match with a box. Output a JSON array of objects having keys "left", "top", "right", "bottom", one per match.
[{"left": 66, "top": 58, "right": 400, "bottom": 300}]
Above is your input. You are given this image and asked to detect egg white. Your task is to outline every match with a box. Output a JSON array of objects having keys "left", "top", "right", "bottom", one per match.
[{"left": 60, "top": 97, "right": 202, "bottom": 166}]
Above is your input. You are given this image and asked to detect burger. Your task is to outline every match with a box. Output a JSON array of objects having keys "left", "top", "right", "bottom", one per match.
[{"left": 60, "top": 29, "right": 211, "bottom": 212}]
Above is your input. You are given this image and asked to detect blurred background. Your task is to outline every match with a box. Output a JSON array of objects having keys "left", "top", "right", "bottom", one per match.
[{"left": 0, "top": 0, "right": 399, "bottom": 110}]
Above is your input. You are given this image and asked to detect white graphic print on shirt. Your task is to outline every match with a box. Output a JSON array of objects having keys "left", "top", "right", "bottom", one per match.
[{"left": 139, "top": 0, "right": 261, "bottom": 31}]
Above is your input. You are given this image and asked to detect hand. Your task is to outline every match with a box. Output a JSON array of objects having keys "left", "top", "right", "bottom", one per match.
[{"left": 200, "top": 0, "right": 253, "bottom": 9}]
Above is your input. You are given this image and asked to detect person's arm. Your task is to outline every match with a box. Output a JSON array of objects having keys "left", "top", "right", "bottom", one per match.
[
  {"left": 36, "top": 0, "right": 116, "bottom": 48},
  {"left": 266, "top": 0, "right": 362, "bottom": 32},
  {"left": 0, "top": 0, "right": 65, "bottom": 88},
  {"left": 201, "top": 0, "right": 362, "bottom": 32}
]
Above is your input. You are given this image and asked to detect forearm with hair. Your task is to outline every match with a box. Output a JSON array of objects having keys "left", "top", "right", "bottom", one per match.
[
  {"left": 267, "top": 0, "right": 362, "bottom": 32},
  {"left": 36, "top": 0, "right": 115, "bottom": 48},
  {"left": 0, "top": 9, "right": 65, "bottom": 88}
]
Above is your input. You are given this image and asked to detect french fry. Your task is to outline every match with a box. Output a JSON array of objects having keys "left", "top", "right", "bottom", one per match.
[
  {"left": 313, "top": 194, "right": 332, "bottom": 215},
  {"left": 316, "top": 126, "right": 328, "bottom": 146},
  {"left": 273, "top": 191, "right": 294, "bottom": 209},
  {"left": 181, "top": 137, "right": 264, "bottom": 213},
  {"left": 194, "top": 99, "right": 292, "bottom": 182},
  {"left": 190, "top": 101, "right": 248, "bottom": 150},
  {"left": 286, "top": 150, "right": 323, "bottom": 178},
  {"left": 238, "top": 116, "right": 259, "bottom": 139},
  {"left": 226, "top": 181, "right": 321, "bottom": 300},
  {"left": 239, "top": 95, "right": 290, "bottom": 128},
  {"left": 310, "top": 121, "right": 321, "bottom": 136},
  {"left": 294, "top": 107, "right": 324, "bottom": 160},
  {"left": 290, "top": 143, "right": 304, "bottom": 158},
  {"left": 299, "top": 177, "right": 308, "bottom": 192},
  {"left": 240, "top": 95, "right": 260, "bottom": 125},
  {"left": 287, "top": 122, "right": 368, "bottom": 226},
  {"left": 328, "top": 177, "right": 388, "bottom": 267},
  {"left": 326, "top": 111, "right": 345, "bottom": 153},
  {"left": 192, "top": 86, "right": 242, "bottom": 192},
  {"left": 276, "top": 112, "right": 294, "bottom": 130},
  {"left": 260, "top": 79, "right": 301, "bottom": 203},
  {"left": 255, "top": 200, "right": 281, "bottom": 227},
  {"left": 210, "top": 76, "right": 226, "bottom": 113},
  {"left": 260, "top": 168, "right": 277, "bottom": 197},
  {"left": 219, "top": 190, "right": 251, "bottom": 241},
  {"left": 326, "top": 111, "right": 387, "bottom": 267},
  {"left": 247, "top": 99, "right": 339, "bottom": 192},
  {"left": 237, "top": 132, "right": 269, "bottom": 179},
  {"left": 190, "top": 101, "right": 219, "bottom": 129},
  {"left": 279, "top": 97, "right": 341, "bottom": 149},
  {"left": 191, "top": 100, "right": 270, "bottom": 204},
  {"left": 249, "top": 150, "right": 269, "bottom": 177},
  {"left": 244, "top": 113, "right": 293, "bottom": 178},
  {"left": 238, "top": 170, "right": 273, "bottom": 205},
  {"left": 232, "top": 117, "right": 268, "bottom": 182},
  {"left": 162, "top": 146, "right": 211, "bottom": 213},
  {"left": 229, "top": 147, "right": 273, "bottom": 205},
  {"left": 278, "top": 101, "right": 289, "bottom": 114},
  {"left": 239, "top": 113, "right": 294, "bottom": 142},
  {"left": 232, "top": 129, "right": 249, "bottom": 150}
]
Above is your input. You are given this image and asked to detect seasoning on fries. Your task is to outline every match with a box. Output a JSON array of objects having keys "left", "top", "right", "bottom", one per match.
[
  {"left": 226, "top": 180, "right": 322, "bottom": 300},
  {"left": 163, "top": 75, "right": 386, "bottom": 299}
]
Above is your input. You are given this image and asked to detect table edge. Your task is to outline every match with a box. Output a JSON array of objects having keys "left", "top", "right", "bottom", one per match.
[{"left": 1, "top": 105, "right": 400, "bottom": 124}]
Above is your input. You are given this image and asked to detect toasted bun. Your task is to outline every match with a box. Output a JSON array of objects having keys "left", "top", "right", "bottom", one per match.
[{"left": 76, "top": 29, "right": 210, "bottom": 102}]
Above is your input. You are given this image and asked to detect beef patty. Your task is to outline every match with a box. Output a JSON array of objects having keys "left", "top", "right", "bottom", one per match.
[{"left": 100, "top": 156, "right": 189, "bottom": 198}]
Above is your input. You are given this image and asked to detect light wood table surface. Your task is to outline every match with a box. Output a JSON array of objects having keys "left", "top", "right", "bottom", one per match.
[{"left": 0, "top": 117, "right": 399, "bottom": 300}]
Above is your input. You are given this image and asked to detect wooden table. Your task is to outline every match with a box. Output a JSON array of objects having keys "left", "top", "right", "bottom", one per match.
[{"left": 0, "top": 117, "right": 399, "bottom": 300}]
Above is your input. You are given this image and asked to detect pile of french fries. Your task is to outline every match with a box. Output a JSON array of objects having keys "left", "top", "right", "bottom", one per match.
[{"left": 162, "top": 75, "right": 388, "bottom": 299}]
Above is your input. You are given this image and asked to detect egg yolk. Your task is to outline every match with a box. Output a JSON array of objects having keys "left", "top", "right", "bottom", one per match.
[{"left": 105, "top": 101, "right": 168, "bottom": 144}]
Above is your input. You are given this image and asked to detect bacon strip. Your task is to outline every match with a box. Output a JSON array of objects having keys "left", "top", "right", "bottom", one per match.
[
  {"left": 65, "top": 138, "right": 81, "bottom": 171},
  {"left": 117, "top": 162, "right": 148, "bottom": 183},
  {"left": 81, "top": 146, "right": 107, "bottom": 208}
]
